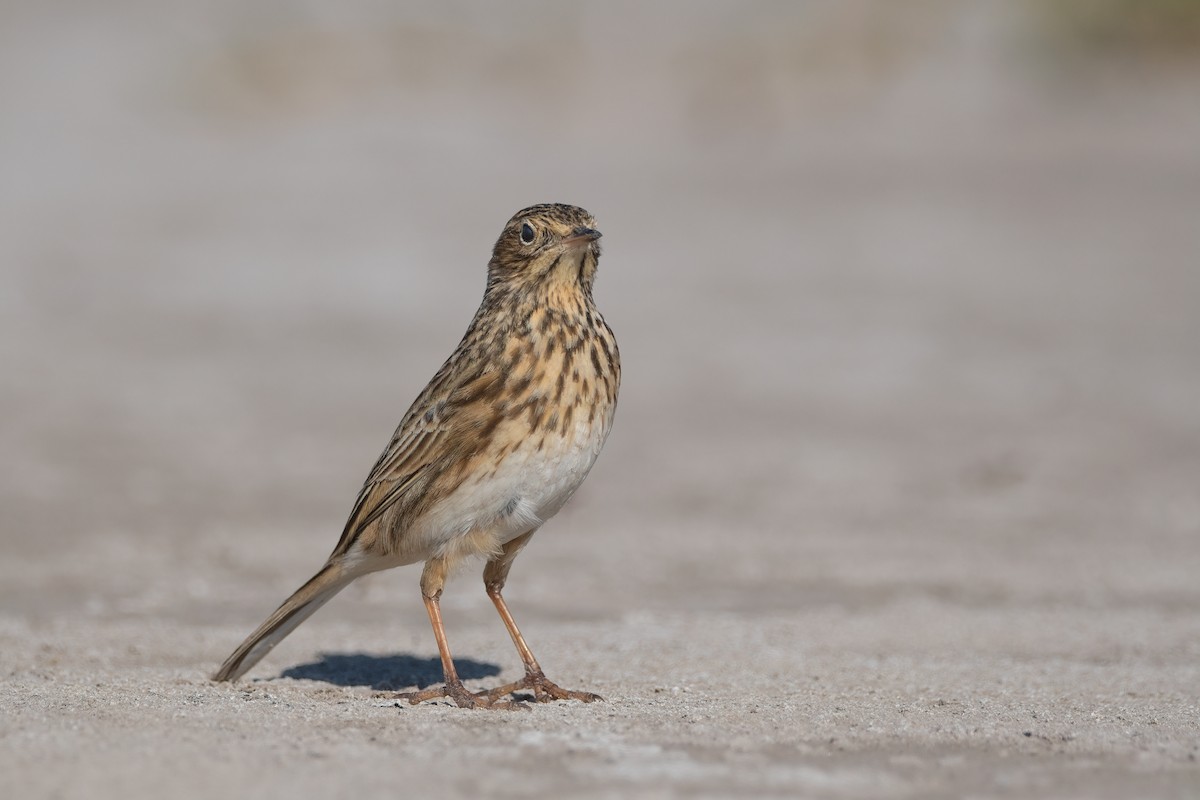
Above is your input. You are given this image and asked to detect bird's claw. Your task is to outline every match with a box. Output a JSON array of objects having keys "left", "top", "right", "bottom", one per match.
[
  {"left": 478, "top": 670, "right": 603, "bottom": 705},
  {"left": 394, "top": 671, "right": 601, "bottom": 709}
]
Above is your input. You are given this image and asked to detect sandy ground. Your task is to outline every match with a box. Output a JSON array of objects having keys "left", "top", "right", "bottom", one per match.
[{"left": 2, "top": 2, "right": 1199, "bottom": 797}]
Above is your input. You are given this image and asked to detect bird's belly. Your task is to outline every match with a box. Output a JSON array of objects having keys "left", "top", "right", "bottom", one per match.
[
  {"left": 496, "top": 423, "right": 604, "bottom": 530},
  {"left": 410, "top": 414, "right": 611, "bottom": 558}
]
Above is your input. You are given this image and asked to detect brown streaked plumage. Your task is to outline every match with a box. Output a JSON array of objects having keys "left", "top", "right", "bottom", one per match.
[{"left": 212, "top": 204, "right": 620, "bottom": 708}]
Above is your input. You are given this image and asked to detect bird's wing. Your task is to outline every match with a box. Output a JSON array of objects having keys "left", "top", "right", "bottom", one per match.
[{"left": 329, "top": 366, "right": 505, "bottom": 557}]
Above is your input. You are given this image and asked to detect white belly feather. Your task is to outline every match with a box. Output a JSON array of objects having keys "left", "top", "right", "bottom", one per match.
[{"left": 403, "top": 412, "right": 612, "bottom": 563}]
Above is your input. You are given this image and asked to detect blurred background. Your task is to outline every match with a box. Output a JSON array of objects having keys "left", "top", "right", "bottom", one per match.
[{"left": 1, "top": 0, "right": 1198, "bottom": 661}]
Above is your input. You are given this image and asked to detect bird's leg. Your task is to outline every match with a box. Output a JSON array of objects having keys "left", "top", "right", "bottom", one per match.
[
  {"left": 478, "top": 534, "right": 602, "bottom": 704},
  {"left": 394, "top": 558, "right": 495, "bottom": 709}
]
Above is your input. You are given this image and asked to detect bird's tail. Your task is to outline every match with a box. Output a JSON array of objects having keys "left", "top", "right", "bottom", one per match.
[{"left": 212, "top": 560, "right": 360, "bottom": 682}]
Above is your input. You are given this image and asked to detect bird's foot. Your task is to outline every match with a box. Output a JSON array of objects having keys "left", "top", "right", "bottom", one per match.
[
  {"left": 394, "top": 682, "right": 482, "bottom": 709},
  {"left": 393, "top": 680, "right": 522, "bottom": 710},
  {"left": 478, "top": 670, "right": 603, "bottom": 705}
]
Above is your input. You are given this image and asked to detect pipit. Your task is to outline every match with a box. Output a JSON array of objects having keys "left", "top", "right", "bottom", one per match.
[{"left": 213, "top": 204, "right": 619, "bottom": 709}]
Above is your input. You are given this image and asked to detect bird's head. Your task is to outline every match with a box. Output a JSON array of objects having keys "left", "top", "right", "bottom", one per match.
[{"left": 487, "top": 204, "right": 602, "bottom": 296}]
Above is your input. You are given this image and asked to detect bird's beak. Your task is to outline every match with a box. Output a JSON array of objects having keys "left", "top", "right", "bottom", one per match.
[{"left": 562, "top": 227, "right": 602, "bottom": 247}]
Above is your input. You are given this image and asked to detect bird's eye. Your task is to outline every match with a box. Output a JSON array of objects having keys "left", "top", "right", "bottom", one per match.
[{"left": 519, "top": 222, "right": 536, "bottom": 245}]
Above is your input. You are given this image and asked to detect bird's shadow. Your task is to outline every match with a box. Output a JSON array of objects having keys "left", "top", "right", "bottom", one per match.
[{"left": 279, "top": 652, "right": 502, "bottom": 691}]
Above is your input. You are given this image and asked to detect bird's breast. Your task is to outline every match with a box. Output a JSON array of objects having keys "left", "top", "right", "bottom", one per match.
[{"left": 406, "top": 317, "right": 618, "bottom": 558}]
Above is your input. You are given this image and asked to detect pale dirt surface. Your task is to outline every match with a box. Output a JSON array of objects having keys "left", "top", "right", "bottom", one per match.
[{"left": 2, "top": 2, "right": 1200, "bottom": 798}]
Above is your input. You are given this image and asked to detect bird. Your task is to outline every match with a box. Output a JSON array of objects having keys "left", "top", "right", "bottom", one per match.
[{"left": 212, "top": 203, "right": 620, "bottom": 709}]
